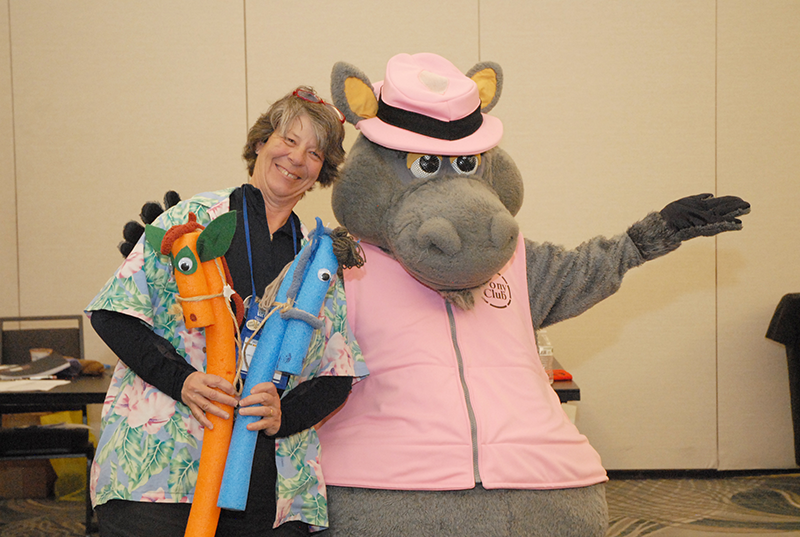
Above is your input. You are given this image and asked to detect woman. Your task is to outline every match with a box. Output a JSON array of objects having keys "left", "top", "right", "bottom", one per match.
[{"left": 86, "top": 87, "right": 366, "bottom": 536}]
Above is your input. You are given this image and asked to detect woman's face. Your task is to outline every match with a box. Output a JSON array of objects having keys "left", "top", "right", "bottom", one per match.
[{"left": 252, "top": 114, "right": 324, "bottom": 206}]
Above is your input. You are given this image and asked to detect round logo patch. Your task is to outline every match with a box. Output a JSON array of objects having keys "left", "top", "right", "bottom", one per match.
[{"left": 482, "top": 274, "right": 512, "bottom": 309}]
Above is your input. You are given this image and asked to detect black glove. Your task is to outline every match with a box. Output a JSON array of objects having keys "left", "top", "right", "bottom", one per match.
[
  {"left": 118, "top": 190, "right": 181, "bottom": 257},
  {"left": 660, "top": 193, "right": 750, "bottom": 241}
]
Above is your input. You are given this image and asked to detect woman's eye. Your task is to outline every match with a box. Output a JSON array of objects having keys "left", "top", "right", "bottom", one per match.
[
  {"left": 317, "top": 268, "right": 332, "bottom": 282},
  {"left": 408, "top": 154, "right": 442, "bottom": 179},
  {"left": 310, "top": 151, "right": 322, "bottom": 161},
  {"left": 451, "top": 155, "right": 480, "bottom": 175}
]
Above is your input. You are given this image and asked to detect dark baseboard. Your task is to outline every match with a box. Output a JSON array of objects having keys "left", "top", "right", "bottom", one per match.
[{"left": 607, "top": 468, "right": 800, "bottom": 480}]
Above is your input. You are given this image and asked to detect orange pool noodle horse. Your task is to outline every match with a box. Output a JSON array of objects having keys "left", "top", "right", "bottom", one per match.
[{"left": 145, "top": 211, "right": 243, "bottom": 537}]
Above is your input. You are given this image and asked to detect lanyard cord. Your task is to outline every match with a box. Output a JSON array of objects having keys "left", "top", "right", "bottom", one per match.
[
  {"left": 242, "top": 186, "right": 299, "bottom": 301},
  {"left": 291, "top": 218, "right": 297, "bottom": 256},
  {"left": 242, "top": 188, "right": 258, "bottom": 302},
  {"left": 236, "top": 187, "right": 299, "bottom": 392}
]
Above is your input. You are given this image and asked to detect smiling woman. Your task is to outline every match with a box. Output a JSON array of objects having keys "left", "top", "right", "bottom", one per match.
[
  {"left": 243, "top": 85, "right": 346, "bottom": 188},
  {"left": 252, "top": 116, "right": 325, "bottom": 231},
  {"left": 84, "top": 87, "right": 365, "bottom": 537},
  {"left": 243, "top": 86, "right": 346, "bottom": 241}
]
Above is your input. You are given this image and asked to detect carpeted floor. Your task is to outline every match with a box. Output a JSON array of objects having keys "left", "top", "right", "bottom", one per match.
[
  {"left": 1, "top": 472, "right": 799, "bottom": 536},
  {"left": 607, "top": 471, "right": 800, "bottom": 536},
  {"left": 0, "top": 497, "right": 89, "bottom": 536}
]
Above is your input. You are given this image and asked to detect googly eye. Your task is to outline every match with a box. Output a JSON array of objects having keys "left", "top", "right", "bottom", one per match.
[
  {"left": 450, "top": 155, "right": 480, "bottom": 175},
  {"left": 177, "top": 257, "right": 193, "bottom": 273},
  {"left": 173, "top": 246, "right": 199, "bottom": 275},
  {"left": 318, "top": 268, "right": 332, "bottom": 282},
  {"left": 407, "top": 154, "right": 442, "bottom": 179}
]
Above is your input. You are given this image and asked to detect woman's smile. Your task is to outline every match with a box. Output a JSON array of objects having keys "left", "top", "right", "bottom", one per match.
[{"left": 252, "top": 114, "right": 323, "bottom": 203}]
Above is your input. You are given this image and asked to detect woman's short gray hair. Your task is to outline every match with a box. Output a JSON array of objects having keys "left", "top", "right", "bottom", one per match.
[{"left": 243, "top": 86, "right": 346, "bottom": 188}]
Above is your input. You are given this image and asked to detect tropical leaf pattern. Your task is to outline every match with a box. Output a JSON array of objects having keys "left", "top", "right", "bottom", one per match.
[
  {"left": 274, "top": 269, "right": 367, "bottom": 529},
  {"left": 86, "top": 188, "right": 232, "bottom": 505},
  {"left": 85, "top": 187, "right": 367, "bottom": 532}
]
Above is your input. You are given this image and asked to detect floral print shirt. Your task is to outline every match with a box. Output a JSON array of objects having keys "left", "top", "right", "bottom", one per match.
[{"left": 86, "top": 187, "right": 367, "bottom": 530}]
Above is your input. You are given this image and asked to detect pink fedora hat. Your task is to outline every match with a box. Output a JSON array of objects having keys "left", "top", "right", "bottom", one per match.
[{"left": 357, "top": 53, "right": 503, "bottom": 156}]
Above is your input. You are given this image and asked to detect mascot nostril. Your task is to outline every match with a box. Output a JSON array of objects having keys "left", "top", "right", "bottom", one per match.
[
  {"left": 417, "top": 217, "right": 461, "bottom": 256},
  {"left": 491, "top": 211, "right": 519, "bottom": 250}
]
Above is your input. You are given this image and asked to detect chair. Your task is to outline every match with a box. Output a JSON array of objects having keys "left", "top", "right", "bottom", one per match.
[
  {"left": 0, "top": 315, "right": 96, "bottom": 535},
  {"left": 0, "top": 315, "right": 84, "bottom": 366}
]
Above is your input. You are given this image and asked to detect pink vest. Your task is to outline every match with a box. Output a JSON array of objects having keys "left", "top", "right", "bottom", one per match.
[{"left": 317, "top": 237, "right": 608, "bottom": 490}]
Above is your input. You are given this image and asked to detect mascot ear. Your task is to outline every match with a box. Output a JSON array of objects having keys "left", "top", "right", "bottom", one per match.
[
  {"left": 465, "top": 61, "right": 503, "bottom": 113},
  {"left": 331, "top": 61, "right": 378, "bottom": 126}
]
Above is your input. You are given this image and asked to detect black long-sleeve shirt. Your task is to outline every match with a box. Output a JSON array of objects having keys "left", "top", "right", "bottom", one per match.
[{"left": 90, "top": 309, "right": 351, "bottom": 437}]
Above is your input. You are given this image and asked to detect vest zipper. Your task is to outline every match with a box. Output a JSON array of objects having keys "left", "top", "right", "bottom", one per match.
[{"left": 446, "top": 301, "right": 481, "bottom": 484}]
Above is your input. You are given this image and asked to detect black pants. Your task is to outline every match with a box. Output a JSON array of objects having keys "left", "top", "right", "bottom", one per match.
[
  {"left": 96, "top": 434, "right": 308, "bottom": 537},
  {"left": 96, "top": 502, "right": 308, "bottom": 537}
]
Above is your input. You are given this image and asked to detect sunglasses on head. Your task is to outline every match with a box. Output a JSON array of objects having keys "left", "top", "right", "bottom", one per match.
[{"left": 293, "top": 88, "right": 346, "bottom": 124}]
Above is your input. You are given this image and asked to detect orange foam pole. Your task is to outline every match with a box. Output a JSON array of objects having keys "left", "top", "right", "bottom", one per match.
[
  {"left": 184, "top": 257, "right": 236, "bottom": 537},
  {"left": 172, "top": 232, "right": 215, "bottom": 329}
]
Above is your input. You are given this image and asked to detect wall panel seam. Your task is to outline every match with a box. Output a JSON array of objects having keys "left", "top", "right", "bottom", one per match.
[
  {"left": 714, "top": 0, "right": 721, "bottom": 469},
  {"left": 243, "top": 0, "right": 249, "bottom": 133},
  {"left": 477, "top": 0, "right": 481, "bottom": 62},
  {"left": 6, "top": 0, "right": 20, "bottom": 315}
]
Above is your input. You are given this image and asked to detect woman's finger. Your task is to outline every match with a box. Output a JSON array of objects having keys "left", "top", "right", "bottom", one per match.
[
  {"left": 245, "top": 411, "right": 281, "bottom": 435},
  {"left": 238, "top": 381, "right": 281, "bottom": 434},
  {"left": 181, "top": 371, "right": 239, "bottom": 426},
  {"left": 239, "top": 381, "right": 278, "bottom": 408}
]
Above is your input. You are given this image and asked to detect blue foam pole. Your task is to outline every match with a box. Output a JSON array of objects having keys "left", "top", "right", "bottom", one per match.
[
  {"left": 218, "top": 219, "right": 336, "bottom": 511},
  {"left": 217, "top": 263, "right": 296, "bottom": 511}
]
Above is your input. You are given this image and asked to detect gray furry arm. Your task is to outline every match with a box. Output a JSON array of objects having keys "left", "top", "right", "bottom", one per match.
[{"left": 527, "top": 212, "right": 681, "bottom": 329}]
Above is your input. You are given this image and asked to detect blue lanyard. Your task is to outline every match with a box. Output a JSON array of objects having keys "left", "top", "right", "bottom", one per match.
[{"left": 241, "top": 187, "right": 298, "bottom": 303}]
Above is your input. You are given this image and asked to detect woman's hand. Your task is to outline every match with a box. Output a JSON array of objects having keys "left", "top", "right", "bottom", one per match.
[
  {"left": 237, "top": 381, "right": 282, "bottom": 436},
  {"left": 181, "top": 371, "right": 239, "bottom": 430}
]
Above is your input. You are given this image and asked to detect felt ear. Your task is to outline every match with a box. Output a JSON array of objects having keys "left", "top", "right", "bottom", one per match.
[
  {"left": 465, "top": 61, "right": 503, "bottom": 113},
  {"left": 196, "top": 211, "right": 237, "bottom": 262},
  {"left": 145, "top": 224, "right": 167, "bottom": 254},
  {"left": 331, "top": 62, "right": 378, "bottom": 126}
]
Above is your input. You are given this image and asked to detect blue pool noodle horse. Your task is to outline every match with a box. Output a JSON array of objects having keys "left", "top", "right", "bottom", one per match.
[{"left": 218, "top": 218, "right": 340, "bottom": 511}]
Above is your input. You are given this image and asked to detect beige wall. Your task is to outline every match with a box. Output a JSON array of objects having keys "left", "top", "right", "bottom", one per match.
[
  {"left": 1, "top": 0, "right": 797, "bottom": 471},
  {"left": 716, "top": 1, "right": 800, "bottom": 469}
]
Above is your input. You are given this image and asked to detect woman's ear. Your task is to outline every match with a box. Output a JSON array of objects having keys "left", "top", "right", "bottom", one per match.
[{"left": 255, "top": 141, "right": 264, "bottom": 155}]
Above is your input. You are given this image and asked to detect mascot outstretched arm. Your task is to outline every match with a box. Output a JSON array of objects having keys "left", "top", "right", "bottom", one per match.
[{"left": 527, "top": 193, "right": 748, "bottom": 328}]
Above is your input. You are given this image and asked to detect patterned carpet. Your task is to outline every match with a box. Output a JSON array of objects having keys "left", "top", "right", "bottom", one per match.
[
  {"left": 0, "top": 497, "right": 88, "bottom": 536},
  {"left": 1, "top": 472, "right": 799, "bottom": 536},
  {"left": 607, "top": 472, "right": 800, "bottom": 536}
]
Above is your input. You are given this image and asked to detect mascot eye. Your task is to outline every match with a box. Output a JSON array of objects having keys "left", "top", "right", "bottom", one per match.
[
  {"left": 408, "top": 154, "right": 442, "bottom": 178},
  {"left": 450, "top": 155, "right": 480, "bottom": 175},
  {"left": 317, "top": 268, "right": 332, "bottom": 282}
]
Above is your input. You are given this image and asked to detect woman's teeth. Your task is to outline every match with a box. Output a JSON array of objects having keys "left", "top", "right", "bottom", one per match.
[{"left": 279, "top": 166, "right": 299, "bottom": 180}]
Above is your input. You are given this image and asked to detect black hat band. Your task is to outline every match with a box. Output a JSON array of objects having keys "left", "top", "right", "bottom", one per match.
[{"left": 376, "top": 97, "right": 483, "bottom": 141}]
